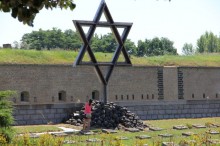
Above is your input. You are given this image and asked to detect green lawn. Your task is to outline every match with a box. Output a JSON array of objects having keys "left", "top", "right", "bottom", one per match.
[
  {"left": 12, "top": 117, "right": 220, "bottom": 146},
  {"left": 14, "top": 125, "right": 62, "bottom": 134},
  {"left": 0, "top": 49, "right": 220, "bottom": 66}
]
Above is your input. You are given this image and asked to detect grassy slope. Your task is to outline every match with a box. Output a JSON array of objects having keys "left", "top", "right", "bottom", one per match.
[{"left": 0, "top": 49, "right": 220, "bottom": 66}]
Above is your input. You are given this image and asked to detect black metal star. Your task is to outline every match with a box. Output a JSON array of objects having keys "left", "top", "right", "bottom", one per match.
[{"left": 73, "top": 0, "right": 133, "bottom": 102}]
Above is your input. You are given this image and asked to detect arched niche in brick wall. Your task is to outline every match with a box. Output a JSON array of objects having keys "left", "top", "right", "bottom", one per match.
[
  {"left": 92, "top": 90, "right": 99, "bottom": 100},
  {"left": 20, "top": 91, "right": 29, "bottom": 102},
  {"left": 58, "top": 90, "right": 66, "bottom": 101}
]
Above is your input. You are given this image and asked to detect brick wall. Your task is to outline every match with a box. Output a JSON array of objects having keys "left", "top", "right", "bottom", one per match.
[{"left": 0, "top": 64, "right": 219, "bottom": 125}]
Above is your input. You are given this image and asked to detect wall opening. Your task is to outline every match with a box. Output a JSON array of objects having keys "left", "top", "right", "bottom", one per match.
[
  {"left": 121, "top": 95, "right": 123, "bottom": 100},
  {"left": 141, "top": 94, "right": 144, "bottom": 100},
  {"left": 127, "top": 95, "right": 129, "bottom": 100},
  {"left": 203, "top": 93, "right": 205, "bottom": 98},
  {"left": 58, "top": 90, "right": 66, "bottom": 101},
  {"left": 147, "top": 94, "right": 149, "bottom": 99},
  {"left": 34, "top": 97, "right": 37, "bottom": 102},
  {"left": 115, "top": 95, "right": 118, "bottom": 100},
  {"left": 20, "top": 91, "right": 29, "bottom": 102},
  {"left": 192, "top": 94, "right": 194, "bottom": 98},
  {"left": 132, "top": 94, "right": 134, "bottom": 100},
  {"left": 216, "top": 93, "right": 218, "bottom": 98},
  {"left": 92, "top": 90, "right": 100, "bottom": 100}
]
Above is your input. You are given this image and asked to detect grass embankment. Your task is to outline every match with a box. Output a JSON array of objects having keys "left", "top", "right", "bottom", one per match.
[
  {"left": 12, "top": 117, "right": 220, "bottom": 145},
  {"left": 0, "top": 49, "right": 220, "bottom": 66}
]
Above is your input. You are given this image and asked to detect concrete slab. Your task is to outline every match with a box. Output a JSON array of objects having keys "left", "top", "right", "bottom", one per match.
[
  {"left": 102, "top": 129, "right": 118, "bottom": 133},
  {"left": 162, "top": 142, "right": 178, "bottom": 146},
  {"left": 80, "top": 130, "right": 94, "bottom": 135},
  {"left": 135, "top": 135, "right": 151, "bottom": 139},
  {"left": 149, "top": 127, "right": 163, "bottom": 131},
  {"left": 63, "top": 140, "right": 75, "bottom": 144},
  {"left": 86, "top": 138, "right": 101, "bottom": 142},
  {"left": 115, "top": 136, "right": 129, "bottom": 140},
  {"left": 206, "top": 130, "right": 220, "bottom": 135},
  {"left": 158, "top": 133, "right": 173, "bottom": 138},
  {"left": 192, "top": 124, "right": 206, "bottom": 128},
  {"left": 125, "top": 128, "right": 140, "bottom": 132},
  {"left": 208, "top": 139, "right": 220, "bottom": 144},
  {"left": 182, "top": 132, "right": 195, "bottom": 136},
  {"left": 173, "top": 125, "right": 188, "bottom": 130}
]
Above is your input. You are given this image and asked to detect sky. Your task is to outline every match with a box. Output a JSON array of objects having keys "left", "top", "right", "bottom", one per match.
[{"left": 0, "top": 0, "right": 220, "bottom": 54}]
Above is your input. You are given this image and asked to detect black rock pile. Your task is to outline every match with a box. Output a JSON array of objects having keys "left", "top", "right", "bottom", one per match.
[{"left": 66, "top": 100, "right": 145, "bottom": 130}]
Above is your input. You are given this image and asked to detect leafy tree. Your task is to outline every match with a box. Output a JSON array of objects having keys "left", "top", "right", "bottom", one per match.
[
  {"left": 21, "top": 28, "right": 82, "bottom": 50},
  {"left": 46, "top": 28, "right": 65, "bottom": 50},
  {"left": 182, "top": 43, "right": 195, "bottom": 55},
  {"left": 64, "top": 29, "right": 82, "bottom": 51},
  {"left": 91, "top": 33, "right": 136, "bottom": 54},
  {"left": 196, "top": 31, "right": 220, "bottom": 53},
  {"left": 137, "top": 39, "right": 149, "bottom": 57},
  {"left": 136, "top": 37, "right": 177, "bottom": 57},
  {"left": 125, "top": 39, "right": 137, "bottom": 55},
  {"left": 0, "top": 90, "right": 15, "bottom": 143},
  {"left": 0, "top": 0, "right": 75, "bottom": 26}
]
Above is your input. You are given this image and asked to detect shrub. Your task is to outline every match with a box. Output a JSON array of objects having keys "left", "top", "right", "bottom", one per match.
[
  {"left": 186, "top": 123, "right": 192, "bottom": 129},
  {"left": 0, "top": 90, "right": 16, "bottom": 143}
]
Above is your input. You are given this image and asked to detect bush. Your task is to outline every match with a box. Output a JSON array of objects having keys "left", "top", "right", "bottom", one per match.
[{"left": 0, "top": 90, "right": 16, "bottom": 143}]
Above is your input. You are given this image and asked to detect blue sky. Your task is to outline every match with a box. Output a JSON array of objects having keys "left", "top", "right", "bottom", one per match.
[{"left": 0, "top": 0, "right": 220, "bottom": 54}]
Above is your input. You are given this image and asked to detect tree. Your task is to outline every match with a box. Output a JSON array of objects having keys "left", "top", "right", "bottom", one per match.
[
  {"left": 196, "top": 31, "right": 220, "bottom": 53},
  {"left": 91, "top": 33, "right": 137, "bottom": 54},
  {"left": 137, "top": 39, "right": 149, "bottom": 57},
  {"left": 0, "top": 0, "right": 76, "bottom": 26},
  {"left": 125, "top": 39, "right": 137, "bottom": 55},
  {"left": 136, "top": 37, "right": 177, "bottom": 57},
  {"left": 182, "top": 43, "right": 194, "bottom": 55},
  {"left": 0, "top": 90, "right": 15, "bottom": 143},
  {"left": 64, "top": 29, "right": 82, "bottom": 50},
  {"left": 21, "top": 28, "right": 82, "bottom": 50}
]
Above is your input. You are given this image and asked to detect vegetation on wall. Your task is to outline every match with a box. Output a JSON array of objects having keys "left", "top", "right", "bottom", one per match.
[
  {"left": 19, "top": 28, "right": 177, "bottom": 57},
  {"left": 0, "top": 49, "right": 220, "bottom": 67}
]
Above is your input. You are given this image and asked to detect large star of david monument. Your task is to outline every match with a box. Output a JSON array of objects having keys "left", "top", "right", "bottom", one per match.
[{"left": 73, "top": 0, "right": 133, "bottom": 103}]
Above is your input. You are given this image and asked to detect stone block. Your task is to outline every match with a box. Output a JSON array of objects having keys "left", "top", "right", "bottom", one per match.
[
  {"left": 23, "top": 115, "right": 30, "bottom": 120},
  {"left": 27, "top": 110, "right": 36, "bottom": 115},
  {"left": 19, "top": 110, "right": 27, "bottom": 115},
  {"left": 14, "top": 115, "right": 24, "bottom": 121},
  {"left": 173, "top": 125, "right": 188, "bottom": 130},
  {"left": 135, "top": 135, "right": 151, "bottom": 139},
  {"left": 102, "top": 129, "right": 118, "bottom": 133},
  {"left": 158, "top": 133, "right": 173, "bottom": 138},
  {"left": 56, "top": 109, "right": 64, "bottom": 114},
  {"left": 47, "top": 114, "right": 55, "bottom": 119},
  {"left": 152, "top": 115, "right": 158, "bottom": 119},
  {"left": 192, "top": 124, "right": 206, "bottom": 128},
  {"left": 149, "top": 127, "right": 163, "bottom": 131},
  {"left": 158, "top": 115, "right": 163, "bottom": 119},
  {"left": 158, "top": 110, "right": 165, "bottom": 114},
  {"left": 182, "top": 132, "right": 195, "bottom": 136},
  {"left": 86, "top": 138, "right": 101, "bottom": 142}
]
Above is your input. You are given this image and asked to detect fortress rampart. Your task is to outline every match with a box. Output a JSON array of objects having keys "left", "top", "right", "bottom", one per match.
[{"left": 0, "top": 64, "right": 219, "bottom": 125}]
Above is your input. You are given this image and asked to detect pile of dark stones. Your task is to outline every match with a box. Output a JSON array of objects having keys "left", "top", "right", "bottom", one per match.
[{"left": 66, "top": 100, "right": 145, "bottom": 130}]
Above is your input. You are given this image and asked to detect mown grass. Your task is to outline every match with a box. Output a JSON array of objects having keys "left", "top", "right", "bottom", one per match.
[
  {"left": 0, "top": 49, "right": 220, "bottom": 66},
  {"left": 14, "top": 125, "right": 62, "bottom": 134},
  {"left": 12, "top": 117, "right": 220, "bottom": 145}
]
